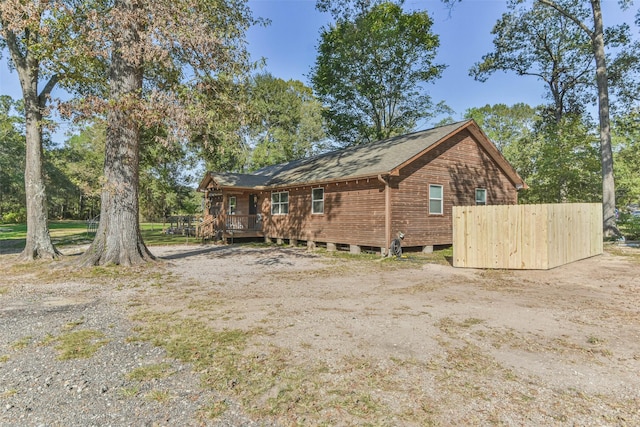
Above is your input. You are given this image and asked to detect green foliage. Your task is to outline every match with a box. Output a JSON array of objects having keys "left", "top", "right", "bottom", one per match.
[
  {"left": 246, "top": 73, "right": 328, "bottom": 170},
  {"left": 618, "top": 213, "right": 640, "bottom": 241},
  {"left": 466, "top": 104, "right": 601, "bottom": 204},
  {"left": 521, "top": 114, "right": 601, "bottom": 204},
  {"left": 2, "top": 209, "right": 26, "bottom": 223},
  {"left": 140, "top": 127, "right": 203, "bottom": 220},
  {"left": 471, "top": 1, "right": 594, "bottom": 119},
  {"left": 48, "top": 123, "right": 105, "bottom": 219},
  {"left": 0, "top": 96, "right": 25, "bottom": 218},
  {"left": 465, "top": 103, "right": 538, "bottom": 152},
  {"left": 311, "top": 2, "right": 445, "bottom": 146},
  {"left": 612, "top": 110, "right": 640, "bottom": 209}
]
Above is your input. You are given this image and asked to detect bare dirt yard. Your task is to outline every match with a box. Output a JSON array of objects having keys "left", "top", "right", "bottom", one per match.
[{"left": 1, "top": 242, "right": 640, "bottom": 426}]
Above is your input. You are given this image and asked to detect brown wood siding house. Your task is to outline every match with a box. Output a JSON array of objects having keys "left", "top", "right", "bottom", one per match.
[{"left": 197, "top": 120, "right": 527, "bottom": 254}]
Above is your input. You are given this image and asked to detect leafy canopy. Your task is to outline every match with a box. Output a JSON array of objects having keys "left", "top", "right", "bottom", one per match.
[
  {"left": 246, "top": 73, "right": 328, "bottom": 170},
  {"left": 311, "top": 2, "right": 445, "bottom": 146}
]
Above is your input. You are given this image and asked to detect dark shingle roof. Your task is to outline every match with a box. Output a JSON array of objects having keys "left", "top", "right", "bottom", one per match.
[{"left": 203, "top": 120, "right": 472, "bottom": 190}]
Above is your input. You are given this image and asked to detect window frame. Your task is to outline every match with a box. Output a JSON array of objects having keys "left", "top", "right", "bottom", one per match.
[
  {"left": 228, "top": 196, "right": 237, "bottom": 215},
  {"left": 311, "top": 187, "right": 324, "bottom": 214},
  {"left": 429, "top": 184, "right": 444, "bottom": 215},
  {"left": 475, "top": 188, "right": 487, "bottom": 206},
  {"left": 271, "top": 191, "right": 289, "bottom": 215}
]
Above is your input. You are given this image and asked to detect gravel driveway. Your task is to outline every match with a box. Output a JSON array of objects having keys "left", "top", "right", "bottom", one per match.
[{"left": 2, "top": 243, "right": 640, "bottom": 426}]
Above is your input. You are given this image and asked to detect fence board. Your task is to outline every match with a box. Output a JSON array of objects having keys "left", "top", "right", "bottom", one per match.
[{"left": 453, "top": 203, "right": 602, "bottom": 269}]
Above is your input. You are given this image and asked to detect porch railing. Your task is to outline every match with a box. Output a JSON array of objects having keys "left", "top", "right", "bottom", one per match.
[
  {"left": 197, "top": 214, "right": 262, "bottom": 240},
  {"left": 225, "top": 214, "right": 262, "bottom": 231}
]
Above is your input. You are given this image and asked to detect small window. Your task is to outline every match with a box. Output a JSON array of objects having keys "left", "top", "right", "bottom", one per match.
[
  {"left": 475, "top": 188, "right": 487, "bottom": 206},
  {"left": 312, "top": 188, "right": 324, "bottom": 214},
  {"left": 228, "top": 196, "right": 237, "bottom": 215},
  {"left": 271, "top": 191, "right": 289, "bottom": 215},
  {"left": 429, "top": 184, "right": 443, "bottom": 215}
]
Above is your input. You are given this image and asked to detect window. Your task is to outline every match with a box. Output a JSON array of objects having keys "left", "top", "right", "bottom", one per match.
[
  {"left": 312, "top": 188, "right": 324, "bottom": 214},
  {"left": 228, "top": 196, "right": 237, "bottom": 215},
  {"left": 429, "top": 184, "right": 443, "bottom": 215},
  {"left": 475, "top": 188, "right": 487, "bottom": 206},
  {"left": 271, "top": 191, "right": 289, "bottom": 215}
]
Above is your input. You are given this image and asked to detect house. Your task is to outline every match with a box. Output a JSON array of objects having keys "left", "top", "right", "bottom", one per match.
[{"left": 196, "top": 119, "right": 527, "bottom": 255}]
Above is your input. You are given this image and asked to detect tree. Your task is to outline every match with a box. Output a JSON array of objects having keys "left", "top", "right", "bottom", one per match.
[
  {"left": 465, "top": 103, "right": 540, "bottom": 185},
  {"left": 470, "top": 3, "right": 595, "bottom": 123},
  {"left": 465, "top": 103, "right": 601, "bottom": 204},
  {"left": 139, "top": 129, "right": 201, "bottom": 221},
  {"left": 49, "top": 123, "right": 105, "bottom": 219},
  {"left": 246, "top": 73, "right": 328, "bottom": 170},
  {"left": 0, "top": 95, "right": 25, "bottom": 221},
  {"left": 536, "top": 0, "right": 632, "bottom": 236},
  {"left": 612, "top": 109, "right": 640, "bottom": 209},
  {"left": 310, "top": 2, "right": 445, "bottom": 146},
  {"left": 524, "top": 113, "right": 601, "bottom": 203},
  {"left": 69, "top": 0, "right": 257, "bottom": 265},
  {"left": 468, "top": 0, "right": 630, "bottom": 237},
  {"left": 0, "top": 1, "right": 69, "bottom": 259}
]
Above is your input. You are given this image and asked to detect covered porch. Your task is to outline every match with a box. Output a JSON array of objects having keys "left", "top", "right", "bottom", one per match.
[{"left": 197, "top": 214, "right": 264, "bottom": 242}]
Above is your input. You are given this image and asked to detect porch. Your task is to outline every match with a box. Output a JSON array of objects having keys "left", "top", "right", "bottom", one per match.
[{"left": 197, "top": 214, "right": 264, "bottom": 242}]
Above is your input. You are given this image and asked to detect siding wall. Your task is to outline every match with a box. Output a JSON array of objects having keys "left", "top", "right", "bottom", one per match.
[
  {"left": 260, "top": 179, "right": 387, "bottom": 247},
  {"left": 392, "top": 130, "right": 518, "bottom": 247},
  {"left": 204, "top": 129, "right": 520, "bottom": 249}
]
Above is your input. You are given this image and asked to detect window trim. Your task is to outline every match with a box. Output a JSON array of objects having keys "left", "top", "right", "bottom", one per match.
[
  {"left": 228, "top": 196, "right": 237, "bottom": 215},
  {"left": 271, "top": 191, "right": 289, "bottom": 215},
  {"left": 475, "top": 188, "right": 487, "bottom": 206},
  {"left": 429, "top": 184, "right": 443, "bottom": 215},
  {"left": 311, "top": 187, "right": 324, "bottom": 214}
]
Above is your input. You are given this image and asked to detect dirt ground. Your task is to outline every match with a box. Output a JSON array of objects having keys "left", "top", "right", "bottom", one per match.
[{"left": 3, "top": 242, "right": 640, "bottom": 425}]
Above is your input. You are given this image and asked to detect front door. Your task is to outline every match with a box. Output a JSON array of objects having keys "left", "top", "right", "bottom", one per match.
[{"left": 249, "top": 194, "right": 257, "bottom": 215}]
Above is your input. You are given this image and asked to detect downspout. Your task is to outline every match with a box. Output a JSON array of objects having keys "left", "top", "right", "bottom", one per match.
[{"left": 377, "top": 174, "right": 391, "bottom": 255}]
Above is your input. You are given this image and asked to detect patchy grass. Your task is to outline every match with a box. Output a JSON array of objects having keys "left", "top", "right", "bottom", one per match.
[
  {"left": 145, "top": 389, "right": 171, "bottom": 403},
  {"left": 63, "top": 318, "right": 85, "bottom": 331},
  {"left": 605, "top": 244, "right": 640, "bottom": 262},
  {"left": 129, "top": 312, "right": 434, "bottom": 425},
  {"left": 119, "top": 386, "right": 140, "bottom": 398},
  {"left": 0, "top": 355, "right": 10, "bottom": 363},
  {"left": 53, "top": 330, "right": 110, "bottom": 360},
  {"left": 10, "top": 336, "right": 32, "bottom": 350},
  {"left": 200, "top": 399, "right": 229, "bottom": 420},
  {"left": 126, "top": 363, "right": 173, "bottom": 381}
]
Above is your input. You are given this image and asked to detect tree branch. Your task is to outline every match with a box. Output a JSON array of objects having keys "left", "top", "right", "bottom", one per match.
[
  {"left": 38, "top": 74, "right": 60, "bottom": 107},
  {"left": 2, "top": 28, "right": 28, "bottom": 75},
  {"left": 536, "top": 0, "right": 594, "bottom": 38}
]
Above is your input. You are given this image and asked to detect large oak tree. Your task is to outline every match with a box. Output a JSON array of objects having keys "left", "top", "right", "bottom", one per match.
[
  {"left": 468, "top": 0, "right": 638, "bottom": 237},
  {"left": 69, "top": 0, "right": 257, "bottom": 265}
]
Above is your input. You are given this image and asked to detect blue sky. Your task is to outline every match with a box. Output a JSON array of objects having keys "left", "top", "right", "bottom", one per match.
[
  {"left": 247, "top": 0, "right": 637, "bottom": 124},
  {"left": 1, "top": 0, "right": 636, "bottom": 143}
]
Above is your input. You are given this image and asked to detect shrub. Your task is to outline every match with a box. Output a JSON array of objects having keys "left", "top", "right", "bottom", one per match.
[
  {"left": 619, "top": 213, "right": 640, "bottom": 241},
  {"left": 2, "top": 209, "right": 26, "bottom": 224}
]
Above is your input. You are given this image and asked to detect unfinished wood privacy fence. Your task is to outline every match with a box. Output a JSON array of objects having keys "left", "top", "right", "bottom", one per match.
[{"left": 453, "top": 203, "right": 603, "bottom": 269}]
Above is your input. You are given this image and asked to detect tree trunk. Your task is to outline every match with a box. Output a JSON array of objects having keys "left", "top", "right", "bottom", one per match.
[
  {"left": 590, "top": 0, "right": 618, "bottom": 237},
  {"left": 8, "top": 27, "right": 61, "bottom": 260},
  {"left": 80, "top": 0, "right": 154, "bottom": 266}
]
